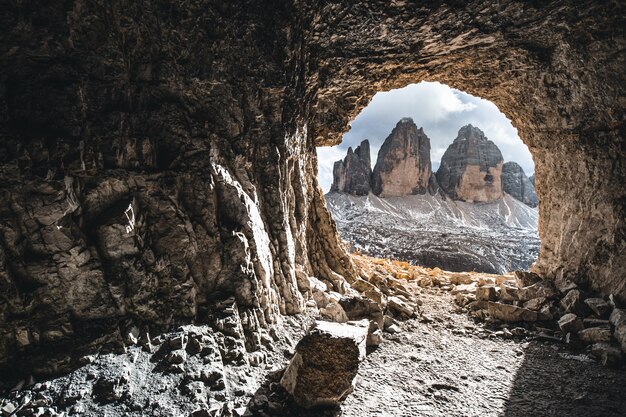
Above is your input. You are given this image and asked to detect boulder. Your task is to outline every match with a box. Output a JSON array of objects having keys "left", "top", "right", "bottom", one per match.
[
  {"left": 436, "top": 125, "right": 504, "bottom": 202},
  {"left": 319, "top": 302, "right": 348, "bottom": 323},
  {"left": 280, "top": 320, "right": 368, "bottom": 408},
  {"left": 584, "top": 298, "right": 611, "bottom": 317},
  {"left": 501, "top": 162, "right": 538, "bottom": 207},
  {"left": 387, "top": 296, "right": 417, "bottom": 318},
  {"left": 372, "top": 118, "right": 434, "bottom": 197},
  {"left": 514, "top": 271, "right": 541, "bottom": 288},
  {"left": 330, "top": 140, "right": 372, "bottom": 196},
  {"left": 578, "top": 327, "right": 612, "bottom": 344},
  {"left": 558, "top": 313, "right": 584, "bottom": 334},
  {"left": 476, "top": 286, "right": 497, "bottom": 301},
  {"left": 591, "top": 343, "right": 623, "bottom": 367},
  {"left": 517, "top": 281, "right": 558, "bottom": 301},
  {"left": 487, "top": 302, "right": 538, "bottom": 322},
  {"left": 560, "top": 289, "right": 588, "bottom": 315}
]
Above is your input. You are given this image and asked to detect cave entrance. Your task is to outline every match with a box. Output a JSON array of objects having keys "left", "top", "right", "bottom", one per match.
[{"left": 317, "top": 82, "right": 539, "bottom": 275}]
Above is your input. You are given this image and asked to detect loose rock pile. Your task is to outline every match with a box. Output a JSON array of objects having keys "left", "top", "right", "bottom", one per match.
[{"left": 350, "top": 254, "right": 624, "bottom": 368}]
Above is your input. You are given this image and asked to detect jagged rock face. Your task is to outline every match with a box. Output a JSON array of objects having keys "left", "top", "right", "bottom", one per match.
[
  {"left": 0, "top": 0, "right": 624, "bottom": 378},
  {"left": 0, "top": 1, "right": 356, "bottom": 379},
  {"left": 372, "top": 118, "right": 432, "bottom": 197},
  {"left": 436, "top": 125, "right": 504, "bottom": 203},
  {"left": 502, "top": 161, "right": 538, "bottom": 207},
  {"left": 331, "top": 140, "right": 371, "bottom": 196}
]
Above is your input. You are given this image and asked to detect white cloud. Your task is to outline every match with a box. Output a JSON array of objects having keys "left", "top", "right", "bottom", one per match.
[{"left": 316, "top": 81, "right": 535, "bottom": 192}]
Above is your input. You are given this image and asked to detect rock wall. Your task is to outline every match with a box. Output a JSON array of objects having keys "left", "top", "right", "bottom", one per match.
[
  {"left": 372, "top": 118, "right": 433, "bottom": 197},
  {"left": 502, "top": 161, "right": 539, "bottom": 207},
  {"left": 436, "top": 125, "right": 504, "bottom": 202},
  {"left": 0, "top": 0, "right": 624, "bottom": 377},
  {"left": 0, "top": 0, "right": 355, "bottom": 378},
  {"left": 330, "top": 140, "right": 372, "bottom": 196}
]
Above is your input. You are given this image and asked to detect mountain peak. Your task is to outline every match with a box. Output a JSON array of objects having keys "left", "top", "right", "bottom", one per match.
[
  {"left": 455, "top": 124, "right": 488, "bottom": 142},
  {"left": 372, "top": 119, "right": 435, "bottom": 197}
]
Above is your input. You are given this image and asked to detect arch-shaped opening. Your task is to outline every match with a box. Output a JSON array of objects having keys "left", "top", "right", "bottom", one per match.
[{"left": 318, "top": 81, "right": 539, "bottom": 275}]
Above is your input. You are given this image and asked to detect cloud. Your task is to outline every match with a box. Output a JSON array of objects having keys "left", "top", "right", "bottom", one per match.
[{"left": 316, "top": 81, "right": 535, "bottom": 192}]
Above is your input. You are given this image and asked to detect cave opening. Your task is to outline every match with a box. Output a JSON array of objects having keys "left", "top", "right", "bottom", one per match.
[{"left": 317, "top": 81, "right": 539, "bottom": 276}]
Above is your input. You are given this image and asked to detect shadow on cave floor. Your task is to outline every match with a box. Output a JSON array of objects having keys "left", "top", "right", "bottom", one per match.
[{"left": 502, "top": 343, "right": 626, "bottom": 417}]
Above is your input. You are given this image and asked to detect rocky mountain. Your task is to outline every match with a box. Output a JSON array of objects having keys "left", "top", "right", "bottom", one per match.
[
  {"left": 330, "top": 140, "right": 372, "bottom": 195},
  {"left": 371, "top": 118, "right": 436, "bottom": 197},
  {"left": 502, "top": 161, "right": 538, "bottom": 207},
  {"left": 326, "top": 192, "right": 539, "bottom": 274},
  {"left": 435, "top": 125, "right": 504, "bottom": 203}
]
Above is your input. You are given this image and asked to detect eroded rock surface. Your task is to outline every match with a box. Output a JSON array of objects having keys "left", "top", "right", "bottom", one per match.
[
  {"left": 502, "top": 162, "right": 538, "bottom": 207},
  {"left": 280, "top": 320, "right": 368, "bottom": 408},
  {"left": 0, "top": 0, "right": 624, "bottom": 392},
  {"left": 330, "top": 140, "right": 371, "bottom": 196},
  {"left": 436, "top": 125, "right": 504, "bottom": 203},
  {"left": 372, "top": 118, "right": 434, "bottom": 197}
]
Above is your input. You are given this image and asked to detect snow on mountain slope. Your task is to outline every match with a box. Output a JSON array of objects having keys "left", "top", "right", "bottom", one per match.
[{"left": 325, "top": 192, "right": 539, "bottom": 274}]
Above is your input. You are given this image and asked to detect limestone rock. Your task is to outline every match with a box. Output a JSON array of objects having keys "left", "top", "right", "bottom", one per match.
[
  {"left": 501, "top": 162, "right": 538, "bottom": 207},
  {"left": 558, "top": 313, "right": 584, "bottom": 334},
  {"left": 578, "top": 328, "right": 612, "bottom": 344},
  {"left": 584, "top": 298, "right": 611, "bottom": 318},
  {"left": 319, "top": 302, "right": 349, "bottom": 323},
  {"left": 330, "top": 140, "right": 372, "bottom": 196},
  {"left": 514, "top": 271, "right": 542, "bottom": 288},
  {"left": 476, "top": 286, "right": 497, "bottom": 301},
  {"left": 280, "top": 320, "right": 368, "bottom": 408},
  {"left": 560, "top": 290, "right": 588, "bottom": 315},
  {"left": 591, "top": 343, "right": 623, "bottom": 367},
  {"left": 372, "top": 118, "right": 433, "bottom": 197},
  {"left": 487, "top": 302, "right": 538, "bottom": 322},
  {"left": 436, "top": 125, "right": 504, "bottom": 202}
]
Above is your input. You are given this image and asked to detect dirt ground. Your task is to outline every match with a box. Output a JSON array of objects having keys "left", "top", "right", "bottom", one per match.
[{"left": 341, "top": 284, "right": 626, "bottom": 417}]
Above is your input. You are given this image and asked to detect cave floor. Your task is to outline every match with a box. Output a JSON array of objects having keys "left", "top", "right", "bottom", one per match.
[{"left": 341, "top": 286, "right": 626, "bottom": 417}]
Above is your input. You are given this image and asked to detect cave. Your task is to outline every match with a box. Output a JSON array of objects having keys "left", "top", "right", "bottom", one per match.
[
  {"left": 319, "top": 81, "right": 540, "bottom": 274},
  {"left": 0, "top": 1, "right": 624, "bottom": 415}
]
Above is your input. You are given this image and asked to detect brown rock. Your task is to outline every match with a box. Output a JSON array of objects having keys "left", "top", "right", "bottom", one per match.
[
  {"left": 487, "top": 302, "right": 538, "bottom": 322},
  {"left": 514, "top": 271, "right": 542, "bottom": 288},
  {"left": 372, "top": 118, "right": 434, "bottom": 197},
  {"left": 584, "top": 298, "right": 611, "bottom": 317},
  {"left": 517, "top": 281, "right": 558, "bottom": 301},
  {"left": 558, "top": 313, "right": 584, "bottom": 334},
  {"left": 280, "top": 320, "right": 368, "bottom": 408},
  {"left": 591, "top": 343, "right": 623, "bottom": 367},
  {"left": 560, "top": 290, "right": 588, "bottom": 315},
  {"left": 578, "top": 328, "right": 612, "bottom": 344},
  {"left": 330, "top": 140, "right": 372, "bottom": 196},
  {"left": 476, "top": 286, "right": 497, "bottom": 301},
  {"left": 436, "top": 125, "right": 504, "bottom": 202}
]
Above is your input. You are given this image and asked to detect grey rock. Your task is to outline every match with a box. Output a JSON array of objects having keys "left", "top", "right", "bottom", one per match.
[
  {"left": 331, "top": 140, "right": 372, "bottom": 196},
  {"left": 560, "top": 290, "right": 588, "bottom": 315},
  {"left": 514, "top": 271, "right": 542, "bottom": 288},
  {"left": 487, "top": 302, "right": 538, "bottom": 322},
  {"left": 501, "top": 162, "right": 538, "bottom": 207},
  {"left": 372, "top": 118, "right": 433, "bottom": 197},
  {"left": 558, "top": 313, "right": 584, "bottom": 334},
  {"left": 609, "top": 309, "right": 626, "bottom": 353},
  {"left": 591, "top": 343, "right": 623, "bottom": 367},
  {"left": 280, "top": 320, "right": 368, "bottom": 408},
  {"left": 578, "top": 327, "right": 612, "bottom": 344},
  {"left": 436, "top": 125, "right": 504, "bottom": 202},
  {"left": 584, "top": 298, "right": 611, "bottom": 317}
]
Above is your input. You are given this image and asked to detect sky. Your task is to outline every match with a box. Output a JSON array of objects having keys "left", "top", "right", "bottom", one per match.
[{"left": 316, "top": 81, "right": 535, "bottom": 192}]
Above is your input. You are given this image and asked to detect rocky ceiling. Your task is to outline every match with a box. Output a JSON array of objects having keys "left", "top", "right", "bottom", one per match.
[{"left": 0, "top": 0, "right": 623, "bottom": 378}]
